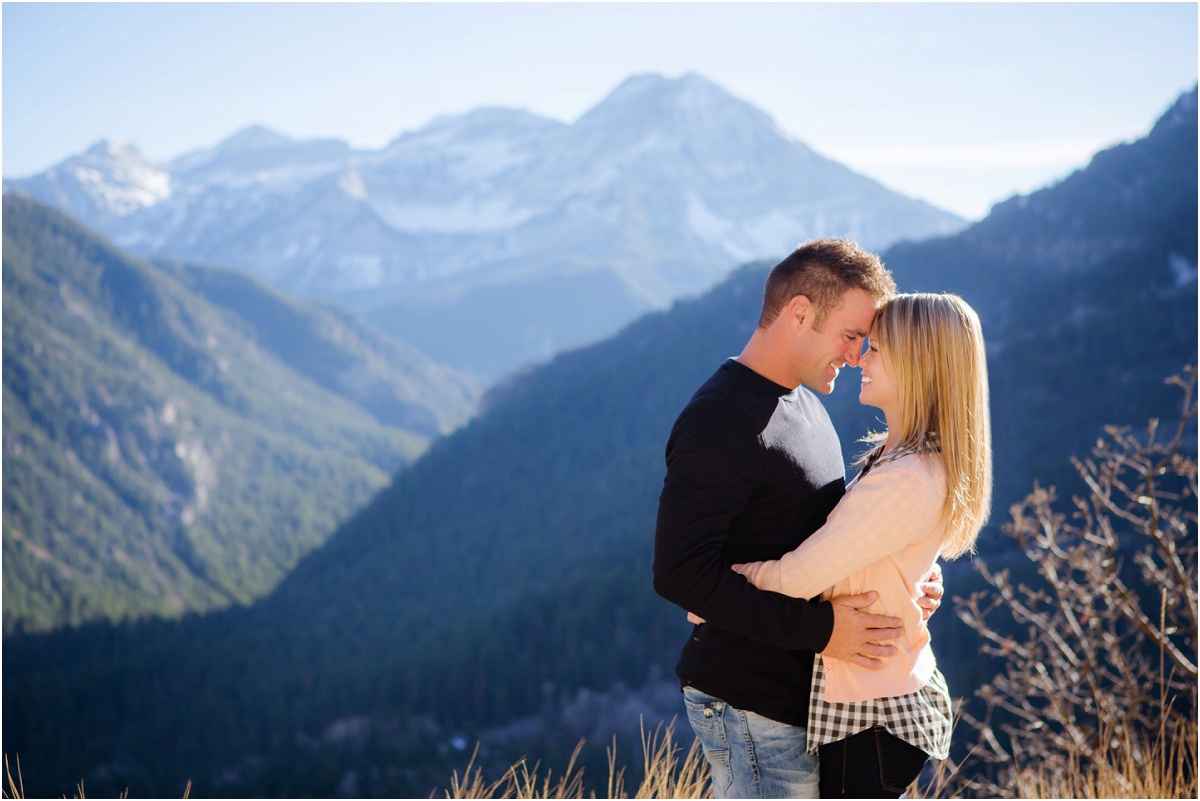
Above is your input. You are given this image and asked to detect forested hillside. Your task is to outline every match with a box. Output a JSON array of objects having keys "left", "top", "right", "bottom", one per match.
[
  {"left": 2, "top": 196, "right": 479, "bottom": 633},
  {"left": 885, "top": 87, "right": 1199, "bottom": 501},
  {"left": 3, "top": 90, "right": 1195, "bottom": 798}
]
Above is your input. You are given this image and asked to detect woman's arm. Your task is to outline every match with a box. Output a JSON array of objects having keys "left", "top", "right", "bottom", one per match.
[{"left": 734, "top": 463, "right": 938, "bottom": 599}]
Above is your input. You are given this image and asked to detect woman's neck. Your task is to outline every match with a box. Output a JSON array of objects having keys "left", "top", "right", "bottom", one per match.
[{"left": 882, "top": 411, "right": 901, "bottom": 451}]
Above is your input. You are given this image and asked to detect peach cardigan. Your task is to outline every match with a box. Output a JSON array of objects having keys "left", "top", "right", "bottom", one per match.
[{"left": 735, "top": 452, "right": 946, "bottom": 703}]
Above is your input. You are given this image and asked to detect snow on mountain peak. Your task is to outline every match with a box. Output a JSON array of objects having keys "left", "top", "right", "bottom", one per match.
[
  {"left": 383, "top": 107, "right": 563, "bottom": 159},
  {"left": 69, "top": 139, "right": 171, "bottom": 216},
  {"left": 423, "top": 107, "right": 563, "bottom": 137},
  {"left": 377, "top": 107, "right": 564, "bottom": 190},
  {"left": 586, "top": 72, "right": 761, "bottom": 119},
  {"left": 8, "top": 69, "right": 968, "bottom": 300},
  {"left": 84, "top": 138, "right": 142, "bottom": 159},
  {"left": 216, "top": 125, "right": 295, "bottom": 153},
  {"left": 574, "top": 71, "right": 782, "bottom": 155},
  {"left": 168, "top": 126, "right": 351, "bottom": 190}
]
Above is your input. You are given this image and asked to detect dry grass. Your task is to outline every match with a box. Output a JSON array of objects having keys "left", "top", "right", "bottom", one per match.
[
  {"left": 4, "top": 755, "right": 23, "bottom": 801},
  {"left": 442, "top": 721, "right": 711, "bottom": 799},
  {"left": 445, "top": 740, "right": 589, "bottom": 800},
  {"left": 441, "top": 713, "right": 1197, "bottom": 800},
  {"left": 6, "top": 716, "right": 1193, "bottom": 799},
  {"left": 896, "top": 716, "right": 1198, "bottom": 800},
  {"left": 1, "top": 755, "right": 190, "bottom": 800},
  {"left": 625, "top": 721, "right": 710, "bottom": 799},
  {"left": 1009, "top": 718, "right": 1197, "bottom": 800}
]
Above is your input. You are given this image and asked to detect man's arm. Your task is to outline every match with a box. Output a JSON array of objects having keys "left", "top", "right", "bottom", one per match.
[
  {"left": 685, "top": 598, "right": 903, "bottom": 669},
  {"left": 652, "top": 402, "right": 900, "bottom": 657}
]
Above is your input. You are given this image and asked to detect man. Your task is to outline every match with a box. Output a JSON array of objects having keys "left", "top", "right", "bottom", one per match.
[{"left": 653, "top": 238, "right": 942, "bottom": 798}]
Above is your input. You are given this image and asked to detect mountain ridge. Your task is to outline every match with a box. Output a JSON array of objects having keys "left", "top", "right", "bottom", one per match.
[
  {"left": 2, "top": 195, "right": 480, "bottom": 633},
  {"left": 6, "top": 72, "right": 966, "bottom": 381}
]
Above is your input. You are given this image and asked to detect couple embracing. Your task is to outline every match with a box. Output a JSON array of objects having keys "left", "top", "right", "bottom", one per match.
[{"left": 653, "top": 238, "right": 992, "bottom": 798}]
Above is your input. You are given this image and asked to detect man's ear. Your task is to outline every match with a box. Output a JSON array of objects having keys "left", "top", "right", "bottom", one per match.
[{"left": 788, "top": 294, "right": 813, "bottom": 330}]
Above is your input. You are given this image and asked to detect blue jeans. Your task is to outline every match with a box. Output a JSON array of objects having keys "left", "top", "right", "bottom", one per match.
[{"left": 682, "top": 686, "right": 820, "bottom": 799}]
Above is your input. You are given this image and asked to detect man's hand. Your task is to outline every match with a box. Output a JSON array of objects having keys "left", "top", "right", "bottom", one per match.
[
  {"left": 916, "top": 562, "right": 944, "bottom": 622},
  {"left": 822, "top": 592, "right": 902, "bottom": 669}
]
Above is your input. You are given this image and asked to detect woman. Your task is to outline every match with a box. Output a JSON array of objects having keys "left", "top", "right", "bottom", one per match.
[{"left": 732, "top": 292, "right": 992, "bottom": 797}]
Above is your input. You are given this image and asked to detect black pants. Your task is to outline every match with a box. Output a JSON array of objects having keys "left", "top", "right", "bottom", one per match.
[{"left": 818, "top": 726, "right": 930, "bottom": 798}]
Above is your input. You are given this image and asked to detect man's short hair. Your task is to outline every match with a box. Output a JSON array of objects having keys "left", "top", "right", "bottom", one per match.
[{"left": 758, "top": 238, "right": 896, "bottom": 329}]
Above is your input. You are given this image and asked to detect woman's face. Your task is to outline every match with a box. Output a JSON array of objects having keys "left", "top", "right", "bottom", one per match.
[{"left": 858, "top": 336, "right": 899, "bottom": 416}]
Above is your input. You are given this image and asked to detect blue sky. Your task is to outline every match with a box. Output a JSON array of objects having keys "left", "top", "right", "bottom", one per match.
[{"left": 3, "top": 2, "right": 1196, "bottom": 220}]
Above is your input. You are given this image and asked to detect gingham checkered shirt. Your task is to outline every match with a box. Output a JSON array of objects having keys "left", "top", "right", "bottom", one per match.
[
  {"left": 806, "top": 652, "right": 953, "bottom": 758},
  {"left": 805, "top": 437, "right": 953, "bottom": 759}
]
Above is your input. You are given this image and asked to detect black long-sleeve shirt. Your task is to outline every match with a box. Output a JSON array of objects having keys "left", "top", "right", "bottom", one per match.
[{"left": 653, "top": 359, "right": 844, "bottom": 727}]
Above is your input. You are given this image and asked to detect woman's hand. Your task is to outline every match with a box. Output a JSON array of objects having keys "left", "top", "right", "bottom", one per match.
[{"left": 916, "top": 562, "right": 944, "bottom": 621}]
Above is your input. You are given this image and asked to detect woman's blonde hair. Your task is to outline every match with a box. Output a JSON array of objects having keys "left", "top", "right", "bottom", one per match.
[{"left": 862, "top": 292, "right": 992, "bottom": 558}]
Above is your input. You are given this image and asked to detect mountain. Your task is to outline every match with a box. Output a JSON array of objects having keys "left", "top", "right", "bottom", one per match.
[
  {"left": 883, "top": 87, "right": 1199, "bottom": 500},
  {"left": 5, "top": 73, "right": 966, "bottom": 381},
  {"left": 252, "top": 86, "right": 1198, "bottom": 718},
  {"left": 4, "top": 90, "right": 1194, "bottom": 798},
  {"left": 2, "top": 196, "right": 479, "bottom": 634}
]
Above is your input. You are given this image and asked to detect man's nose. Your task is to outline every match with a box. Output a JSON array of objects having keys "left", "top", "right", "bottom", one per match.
[{"left": 846, "top": 345, "right": 863, "bottom": 367}]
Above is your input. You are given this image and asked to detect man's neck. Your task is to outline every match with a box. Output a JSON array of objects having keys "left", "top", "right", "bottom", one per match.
[{"left": 735, "top": 331, "right": 799, "bottom": 390}]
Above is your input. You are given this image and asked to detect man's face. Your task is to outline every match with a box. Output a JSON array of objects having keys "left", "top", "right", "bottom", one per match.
[{"left": 793, "top": 288, "right": 877, "bottom": 394}]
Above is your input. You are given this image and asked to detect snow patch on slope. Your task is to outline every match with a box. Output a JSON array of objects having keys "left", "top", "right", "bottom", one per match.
[{"left": 368, "top": 197, "right": 534, "bottom": 233}]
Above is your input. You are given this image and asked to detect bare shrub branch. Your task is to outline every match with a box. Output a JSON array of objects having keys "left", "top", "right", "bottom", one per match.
[{"left": 952, "top": 366, "right": 1198, "bottom": 797}]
